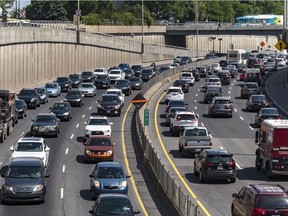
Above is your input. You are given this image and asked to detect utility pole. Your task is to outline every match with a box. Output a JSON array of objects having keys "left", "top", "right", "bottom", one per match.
[
  {"left": 76, "top": 0, "right": 80, "bottom": 44},
  {"left": 195, "top": 0, "right": 199, "bottom": 58},
  {"left": 284, "top": 0, "right": 288, "bottom": 43},
  {"left": 141, "top": 0, "right": 144, "bottom": 54}
]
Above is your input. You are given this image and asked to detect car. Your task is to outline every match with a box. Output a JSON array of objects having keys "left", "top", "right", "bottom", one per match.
[
  {"left": 15, "top": 99, "right": 28, "bottom": 119},
  {"left": 225, "top": 65, "right": 238, "bottom": 78},
  {"left": 170, "top": 111, "right": 199, "bottom": 136},
  {"left": 173, "top": 79, "right": 189, "bottom": 93},
  {"left": 114, "top": 79, "right": 132, "bottom": 96},
  {"left": 190, "top": 68, "right": 200, "bottom": 81},
  {"left": 89, "top": 162, "right": 131, "bottom": 200},
  {"left": 64, "top": 89, "right": 84, "bottom": 107},
  {"left": 211, "top": 63, "right": 222, "bottom": 73},
  {"left": 165, "top": 106, "right": 187, "bottom": 126},
  {"left": 245, "top": 69, "right": 261, "bottom": 85},
  {"left": 123, "top": 69, "right": 135, "bottom": 79},
  {"left": 179, "top": 72, "right": 195, "bottom": 86},
  {"left": 239, "top": 71, "right": 247, "bottom": 81},
  {"left": 131, "top": 64, "right": 143, "bottom": 77},
  {"left": 197, "top": 66, "right": 208, "bottom": 78},
  {"left": 49, "top": 102, "right": 72, "bottom": 121},
  {"left": 35, "top": 87, "right": 49, "bottom": 104},
  {"left": 79, "top": 83, "right": 97, "bottom": 97},
  {"left": 69, "top": 74, "right": 83, "bottom": 88},
  {"left": 219, "top": 60, "right": 229, "bottom": 67},
  {"left": 9, "top": 137, "right": 50, "bottom": 168},
  {"left": 94, "top": 74, "right": 111, "bottom": 89},
  {"left": 30, "top": 113, "right": 60, "bottom": 137},
  {"left": 276, "top": 58, "right": 286, "bottom": 67},
  {"left": 94, "top": 68, "right": 108, "bottom": 76},
  {"left": 83, "top": 136, "right": 116, "bottom": 163},
  {"left": 165, "top": 86, "right": 184, "bottom": 104},
  {"left": 108, "top": 69, "right": 125, "bottom": 84},
  {"left": 205, "top": 77, "right": 222, "bottom": 89},
  {"left": 118, "top": 63, "right": 130, "bottom": 71},
  {"left": 265, "top": 61, "right": 277, "bottom": 72},
  {"left": 204, "top": 52, "right": 216, "bottom": 60},
  {"left": 81, "top": 71, "right": 96, "bottom": 83},
  {"left": 205, "top": 65, "right": 213, "bottom": 75},
  {"left": 208, "top": 96, "right": 233, "bottom": 118},
  {"left": 179, "top": 56, "right": 192, "bottom": 64},
  {"left": 203, "top": 87, "right": 222, "bottom": 104},
  {"left": 1, "top": 157, "right": 49, "bottom": 204},
  {"left": 17, "top": 88, "right": 41, "bottom": 109},
  {"left": 84, "top": 115, "right": 113, "bottom": 137},
  {"left": 129, "top": 77, "right": 143, "bottom": 90},
  {"left": 140, "top": 69, "right": 154, "bottom": 82},
  {"left": 194, "top": 148, "right": 236, "bottom": 183},
  {"left": 253, "top": 63, "right": 265, "bottom": 75},
  {"left": 216, "top": 70, "right": 231, "bottom": 85},
  {"left": 97, "top": 94, "right": 122, "bottom": 116},
  {"left": 55, "top": 76, "right": 72, "bottom": 92},
  {"left": 45, "top": 82, "right": 61, "bottom": 97},
  {"left": 241, "top": 82, "right": 260, "bottom": 99},
  {"left": 231, "top": 184, "right": 288, "bottom": 216},
  {"left": 236, "top": 63, "right": 247, "bottom": 73},
  {"left": 106, "top": 89, "right": 125, "bottom": 106},
  {"left": 246, "top": 94, "right": 269, "bottom": 112},
  {"left": 88, "top": 193, "right": 140, "bottom": 215},
  {"left": 255, "top": 107, "right": 282, "bottom": 127},
  {"left": 158, "top": 66, "right": 170, "bottom": 74},
  {"left": 247, "top": 58, "right": 260, "bottom": 68},
  {"left": 169, "top": 63, "right": 179, "bottom": 68}
]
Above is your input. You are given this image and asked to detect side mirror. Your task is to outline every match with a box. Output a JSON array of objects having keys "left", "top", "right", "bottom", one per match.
[
  {"left": 112, "top": 143, "right": 116, "bottom": 146},
  {"left": 126, "top": 174, "right": 131, "bottom": 178},
  {"left": 134, "top": 210, "right": 141, "bottom": 214},
  {"left": 10, "top": 146, "right": 14, "bottom": 151},
  {"left": 89, "top": 174, "right": 94, "bottom": 178},
  {"left": 110, "top": 122, "right": 113, "bottom": 125},
  {"left": 45, "top": 174, "right": 50, "bottom": 178},
  {"left": 232, "top": 193, "right": 238, "bottom": 198},
  {"left": 255, "top": 130, "right": 259, "bottom": 143},
  {"left": 45, "top": 146, "right": 50, "bottom": 151}
]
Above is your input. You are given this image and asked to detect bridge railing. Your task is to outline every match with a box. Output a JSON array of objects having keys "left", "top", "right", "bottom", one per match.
[{"left": 135, "top": 57, "right": 225, "bottom": 216}]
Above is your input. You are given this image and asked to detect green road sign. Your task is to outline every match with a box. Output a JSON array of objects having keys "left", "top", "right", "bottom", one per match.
[{"left": 144, "top": 109, "right": 149, "bottom": 126}]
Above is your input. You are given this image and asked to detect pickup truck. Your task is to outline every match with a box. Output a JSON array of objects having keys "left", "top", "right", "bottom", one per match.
[{"left": 178, "top": 126, "right": 212, "bottom": 157}]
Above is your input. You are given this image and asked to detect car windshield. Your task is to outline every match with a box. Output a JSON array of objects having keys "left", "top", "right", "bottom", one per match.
[
  {"left": 261, "top": 108, "right": 279, "bottom": 115},
  {"left": 252, "top": 95, "right": 265, "bottom": 101},
  {"left": 209, "top": 79, "right": 220, "bottom": 82},
  {"left": 170, "top": 107, "right": 187, "bottom": 114},
  {"left": 45, "top": 83, "right": 58, "bottom": 88},
  {"left": 94, "top": 69, "right": 104, "bottom": 72},
  {"left": 168, "top": 89, "right": 181, "bottom": 93},
  {"left": 245, "top": 83, "right": 258, "bottom": 88},
  {"left": 169, "top": 101, "right": 185, "bottom": 106},
  {"left": 96, "top": 167, "right": 125, "bottom": 178},
  {"left": 181, "top": 73, "right": 191, "bottom": 77},
  {"left": 35, "top": 115, "right": 56, "bottom": 123},
  {"left": 106, "top": 91, "right": 121, "bottom": 96},
  {"left": 52, "top": 103, "right": 69, "bottom": 110},
  {"left": 176, "top": 114, "right": 196, "bottom": 121},
  {"left": 88, "top": 119, "right": 109, "bottom": 125},
  {"left": 97, "top": 200, "right": 132, "bottom": 214},
  {"left": 101, "top": 96, "right": 120, "bottom": 102},
  {"left": 119, "top": 64, "right": 128, "bottom": 67},
  {"left": 175, "top": 80, "right": 187, "bottom": 85},
  {"left": 109, "top": 71, "right": 121, "bottom": 75},
  {"left": 214, "top": 100, "right": 230, "bottom": 104},
  {"left": 142, "top": 70, "right": 152, "bottom": 75},
  {"left": 185, "top": 128, "right": 207, "bottom": 136},
  {"left": 131, "top": 65, "right": 142, "bottom": 69},
  {"left": 69, "top": 75, "right": 80, "bottom": 80},
  {"left": 124, "top": 69, "right": 133, "bottom": 73},
  {"left": 15, "top": 142, "right": 43, "bottom": 152},
  {"left": 81, "top": 84, "right": 93, "bottom": 88},
  {"left": 257, "top": 196, "right": 288, "bottom": 209},
  {"left": 207, "top": 89, "right": 221, "bottom": 94},
  {"left": 211, "top": 64, "right": 219, "bottom": 67},
  {"left": 116, "top": 80, "right": 129, "bottom": 85},
  {"left": 57, "top": 77, "right": 68, "bottom": 82},
  {"left": 19, "top": 90, "right": 35, "bottom": 96},
  {"left": 66, "top": 91, "right": 81, "bottom": 97},
  {"left": 88, "top": 137, "right": 111, "bottom": 146},
  {"left": 129, "top": 77, "right": 140, "bottom": 82},
  {"left": 6, "top": 166, "right": 43, "bottom": 178},
  {"left": 82, "top": 72, "right": 92, "bottom": 76},
  {"left": 96, "top": 75, "right": 107, "bottom": 79},
  {"left": 16, "top": 100, "right": 25, "bottom": 107},
  {"left": 207, "top": 154, "right": 233, "bottom": 162},
  {"left": 36, "top": 89, "right": 46, "bottom": 94}
]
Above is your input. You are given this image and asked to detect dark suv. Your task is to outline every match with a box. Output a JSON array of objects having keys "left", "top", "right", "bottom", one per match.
[
  {"left": 17, "top": 88, "right": 41, "bottom": 109},
  {"left": 217, "top": 70, "right": 231, "bottom": 85},
  {"left": 56, "top": 76, "right": 72, "bottom": 92},
  {"left": 232, "top": 184, "right": 288, "bottom": 216}
]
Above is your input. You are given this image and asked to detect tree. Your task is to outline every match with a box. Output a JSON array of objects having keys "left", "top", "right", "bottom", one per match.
[{"left": 0, "top": 0, "right": 15, "bottom": 20}]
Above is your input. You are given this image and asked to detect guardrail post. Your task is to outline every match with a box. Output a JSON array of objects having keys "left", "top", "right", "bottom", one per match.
[
  {"left": 187, "top": 195, "right": 190, "bottom": 216},
  {"left": 194, "top": 205, "right": 198, "bottom": 216}
]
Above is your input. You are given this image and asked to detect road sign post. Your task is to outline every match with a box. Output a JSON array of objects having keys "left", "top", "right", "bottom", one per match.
[{"left": 144, "top": 109, "right": 149, "bottom": 126}]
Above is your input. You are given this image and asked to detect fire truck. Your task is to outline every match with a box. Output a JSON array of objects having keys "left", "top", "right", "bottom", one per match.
[
  {"left": 255, "top": 119, "right": 288, "bottom": 179},
  {"left": 0, "top": 90, "right": 16, "bottom": 143}
]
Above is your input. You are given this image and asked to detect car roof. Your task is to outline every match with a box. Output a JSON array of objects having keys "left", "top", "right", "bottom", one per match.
[
  {"left": 10, "top": 157, "right": 43, "bottom": 166},
  {"left": 205, "top": 148, "right": 230, "bottom": 155},
  {"left": 249, "top": 184, "right": 288, "bottom": 195},
  {"left": 97, "top": 161, "right": 122, "bottom": 168},
  {"left": 167, "top": 86, "right": 182, "bottom": 90},
  {"left": 175, "top": 111, "right": 196, "bottom": 115},
  {"left": 98, "top": 193, "right": 130, "bottom": 200},
  {"left": 36, "top": 113, "right": 56, "bottom": 117},
  {"left": 107, "top": 89, "right": 122, "bottom": 92},
  {"left": 17, "top": 137, "right": 45, "bottom": 143},
  {"left": 214, "top": 96, "right": 231, "bottom": 100}
]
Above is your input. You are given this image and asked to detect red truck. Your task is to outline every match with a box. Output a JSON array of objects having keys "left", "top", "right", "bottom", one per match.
[{"left": 255, "top": 119, "right": 288, "bottom": 179}]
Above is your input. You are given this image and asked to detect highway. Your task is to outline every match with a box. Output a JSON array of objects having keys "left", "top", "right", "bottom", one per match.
[{"left": 146, "top": 67, "right": 288, "bottom": 216}]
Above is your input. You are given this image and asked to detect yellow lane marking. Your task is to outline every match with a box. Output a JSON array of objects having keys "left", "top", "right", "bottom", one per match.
[
  {"left": 154, "top": 92, "right": 211, "bottom": 216},
  {"left": 122, "top": 103, "right": 149, "bottom": 216}
]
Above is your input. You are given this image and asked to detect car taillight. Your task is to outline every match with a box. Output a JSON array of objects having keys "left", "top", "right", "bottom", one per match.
[
  {"left": 277, "top": 116, "right": 282, "bottom": 119},
  {"left": 205, "top": 161, "right": 213, "bottom": 167},
  {"left": 252, "top": 208, "right": 266, "bottom": 215},
  {"left": 228, "top": 161, "right": 235, "bottom": 168}
]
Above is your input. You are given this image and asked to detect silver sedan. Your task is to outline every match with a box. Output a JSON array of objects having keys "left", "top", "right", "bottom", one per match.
[{"left": 79, "top": 83, "right": 97, "bottom": 97}]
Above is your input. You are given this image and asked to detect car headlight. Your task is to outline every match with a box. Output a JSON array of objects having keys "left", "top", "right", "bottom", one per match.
[
  {"left": 76, "top": 98, "right": 81, "bottom": 102},
  {"left": 65, "top": 84, "right": 69, "bottom": 87},
  {"left": 63, "top": 112, "right": 69, "bottom": 116},
  {"left": 31, "top": 98, "right": 36, "bottom": 102},
  {"left": 107, "top": 150, "right": 113, "bottom": 155},
  {"left": 121, "top": 181, "right": 127, "bottom": 188},
  {"left": 115, "top": 105, "right": 121, "bottom": 109},
  {"left": 93, "top": 180, "right": 100, "bottom": 188},
  {"left": 33, "top": 126, "right": 39, "bottom": 130},
  {"left": 104, "top": 130, "right": 110, "bottom": 133},
  {"left": 86, "top": 149, "right": 92, "bottom": 155},
  {"left": 50, "top": 126, "right": 57, "bottom": 130},
  {"left": 135, "top": 83, "right": 140, "bottom": 86},
  {"left": 97, "top": 104, "right": 103, "bottom": 109},
  {"left": 33, "top": 184, "right": 44, "bottom": 192},
  {"left": 3, "top": 184, "right": 13, "bottom": 192},
  {"left": 64, "top": 98, "right": 67, "bottom": 101}
]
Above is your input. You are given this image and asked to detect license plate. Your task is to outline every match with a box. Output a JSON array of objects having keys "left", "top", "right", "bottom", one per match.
[
  {"left": 272, "top": 215, "right": 280, "bottom": 216},
  {"left": 258, "top": 103, "right": 261, "bottom": 105},
  {"left": 106, "top": 110, "right": 111, "bottom": 113},
  {"left": 217, "top": 166, "right": 223, "bottom": 170}
]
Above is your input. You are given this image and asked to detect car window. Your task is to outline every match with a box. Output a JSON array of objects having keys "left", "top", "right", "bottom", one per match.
[
  {"left": 96, "top": 75, "right": 107, "bottom": 79},
  {"left": 96, "top": 167, "right": 124, "bottom": 178},
  {"left": 257, "top": 196, "right": 288, "bottom": 209},
  {"left": 15, "top": 142, "right": 43, "bottom": 152},
  {"left": 168, "top": 89, "right": 181, "bottom": 93},
  {"left": 181, "top": 73, "right": 191, "bottom": 77},
  {"left": 45, "top": 83, "right": 58, "bottom": 88},
  {"left": 214, "top": 100, "right": 230, "bottom": 104},
  {"left": 102, "top": 96, "right": 120, "bottom": 102},
  {"left": 176, "top": 114, "right": 196, "bottom": 121},
  {"left": 7, "top": 166, "right": 42, "bottom": 178},
  {"left": 19, "top": 90, "right": 35, "bottom": 96},
  {"left": 88, "top": 138, "right": 111, "bottom": 146},
  {"left": 185, "top": 129, "right": 206, "bottom": 136},
  {"left": 88, "top": 119, "right": 109, "bottom": 125},
  {"left": 261, "top": 109, "right": 279, "bottom": 115},
  {"left": 81, "top": 84, "right": 93, "bottom": 88},
  {"left": 243, "top": 189, "right": 254, "bottom": 207},
  {"left": 245, "top": 83, "right": 258, "bottom": 88},
  {"left": 97, "top": 200, "right": 132, "bottom": 214},
  {"left": 35, "top": 115, "right": 56, "bottom": 123},
  {"left": 109, "top": 71, "right": 121, "bottom": 75},
  {"left": 53, "top": 103, "right": 69, "bottom": 110},
  {"left": 207, "top": 154, "right": 233, "bottom": 162}
]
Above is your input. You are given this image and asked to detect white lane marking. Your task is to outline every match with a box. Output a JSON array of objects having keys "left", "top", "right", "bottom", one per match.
[
  {"left": 234, "top": 109, "right": 237, "bottom": 112},
  {"left": 198, "top": 89, "right": 200, "bottom": 91},
  {"left": 76, "top": 124, "right": 79, "bottom": 128},
  {"left": 219, "top": 146, "right": 223, "bottom": 149},
  {"left": 240, "top": 117, "right": 244, "bottom": 120},
  {"left": 228, "top": 91, "right": 231, "bottom": 94},
  {"left": 236, "top": 163, "right": 242, "bottom": 170},
  {"left": 249, "top": 126, "right": 255, "bottom": 131},
  {"left": 209, "top": 134, "right": 213, "bottom": 138},
  {"left": 196, "top": 94, "right": 198, "bottom": 97},
  {"left": 20, "top": 132, "right": 25, "bottom": 137},
  {"left": 0, "top": 162, "right": 3, "bottom": 166},
  {"left": 65, "top": 148, "right": 69, "bottom": 154},
  {"left": 62, "top": 165, "right": 66, "bottom": 173},
  {"left": 70, "top": 134, "right": 74, "bottom": 139},
  {"left": 194, "top": 100, "right": 197, "bottom": 103},
  {"left": 61, "top": 188, "right": 64, "bottom": 199},
  {"left": 89, "top": 106, "right": 92, "bottom": 110},
  {"left": 201, "top": 122, "right": 204, "bottom": 126},
  {"left": 82, "top": 114, "right": 85, "bottom": 118},
  {"left": 229, "top": 87, "right": 232, "bottom": 90},
  {"left": 195, "top": 106, "right": 197, "bottom": 110}
]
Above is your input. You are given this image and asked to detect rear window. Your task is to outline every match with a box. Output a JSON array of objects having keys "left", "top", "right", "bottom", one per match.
[
  {"left": 207, "top": 155, "right": 233, "bottom": 162},
  {"left": 168, "top": 89, "right": 181, "bottom": 93},
  {"left": 209, "top": 79, "right": 220, "bottom": 82},
  {"left": 257, "top": 196, "right": 288, "bottom": 209},
  {"left": 177, "top": 114, "right": 196, "bottom": 121},
  {"left": 245, "top": 83, "right": 258, "bottom": 88},
  {"left": 261, "top": 109, "right": 279, "bottom": 115},
  {"left": 181, "top": 73, "right": 191, "bottom": 77},
  {"left": 215, "top": 100, "right": 230, "bottom": 104},
  {"left": 185, "top": 128, "right": 207, "bottom": 136}
]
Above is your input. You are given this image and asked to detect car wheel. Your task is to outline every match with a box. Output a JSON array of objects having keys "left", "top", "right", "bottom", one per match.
[
  {"left": 231, "top": 206, "right": 236, "bottom": 216},
  {"left": 265, "top": 163, "right": 273, "bottom": 179},
  {"left": 181, "top": 149, "right": 186, "bottom": 157},
  {"left": 230, "top": 177, "right": 236, "bottom": 183},
  {"left": 178, "top": 143, "right": 182, "bottom": 152},
  {"left": 199, "top": 170, "right": 205, "bottom": 183},
  {"left": 193, "top": 164, "right": 198, "bottom": 176},
  {"left": 0, "top": 132, "right": 4, "bottom": 143},
  {"left": 255, "top": 156, "right": 262, "bottom": 171},
  {"left": 37, "top": 102, "right": 40, "bottom": 107}
]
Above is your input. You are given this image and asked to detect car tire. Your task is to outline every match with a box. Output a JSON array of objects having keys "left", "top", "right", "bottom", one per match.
[
  {"left": 199, "top": 170, "right": 205, "bottom": 183},
  {"left": 178, "top": 143, "right": 182, "bottom": 152},
  {"left": 231, "top": 206, "right": 236, "bottom": 216},
  {"left": 37, "top": 102, "right": 40, "bottom": 107},
  {"left": 193, "top": 165, "right": 198, "bottom": 176},
  {"left": 230, "top": 177, "right": 236, "bottom": 183},
  {"left": 181, "top": 149, "right": 186, "bottom": 157},
  {"left": 255, "top": 156, "right": 262, "bottom": 171},
  {"left": 265, "top": 163, "right": 273, "bottom": 179}
]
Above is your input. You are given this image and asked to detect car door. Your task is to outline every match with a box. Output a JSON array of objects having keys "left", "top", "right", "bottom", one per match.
[
  {"left": 233, "top": 187, "right": 247, "bottom": 216},
  {"left": 195, "top": 151, "right": 205, "bottom": 173}
]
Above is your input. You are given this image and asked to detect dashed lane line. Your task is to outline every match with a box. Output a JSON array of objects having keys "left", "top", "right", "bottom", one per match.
[
  {"left": 76, "top": 124, "right": 79, "bottom": 128},
  {"left": 82, "top": 114, "right": 85, "bottom": 118},
  {"left": 240, "top": 117, "right": 244, "bottom": 121},
  {"left": 234, "top": 109, "right": 237, "bottom": 112},
  {"left": 61, "top": 188, "right": 64, "bottom": 199},
  {"left": 201, "top": 122, "right": 204, "bottom": 127},
  {"left": 65, "top": 148, "right": 69, "bottom": 154},
  {"left": 62, "top": 165, "right": 66, "bottom": 173},
  {"left": 249, "top": 126, "right": 255, "bottom": 131},
  {"left": 89, "top": 106, "right": 92, "bottom": 110},
  {"left": 195, "top": 106, "right": 197, "bottom": 110},
  {"left": 70, "top": 134, "right": 74, "bottom": 139}
]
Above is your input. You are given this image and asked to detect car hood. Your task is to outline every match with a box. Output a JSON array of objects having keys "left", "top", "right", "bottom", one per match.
[
  {"left": 11, "top": 152, "right": 46, "bottom": 161},
  {"left": 86, "top": 146, "right": 112, "bottom": 151},
  {"left": 95, "top": 79, "right": 108, "bottom": 82},
  {"left": 31, "top": 122, "right": 57, "bottom": 127},
  {"left": 97, "top": 178, "right": 125, "bottom": 188},
  {"left": 99, "top": 101, "right": 120, "bottom": 106},
  {"left": 65, "top": 96, "right": 80, "bottom": 99},
  {"left": 46, "top": 87, "right": 58, "bottom": 91},
  {"left": 5, "top": 177, "right": 43, "bottom": 188},
  {"left": 50, "top": 109, "right": 70, "bottom": 114},
  {"left": 114, "top": 85, "right": 128, "bottom": 89},
  {"left": 82, "top": 75, "right": 93, "bottom": 79},
  {"left": 80, "top": 87, "right": 94, "bottom": 92},
  {"left": 85, "top": 125, "right": 111, "bottom": 131}
]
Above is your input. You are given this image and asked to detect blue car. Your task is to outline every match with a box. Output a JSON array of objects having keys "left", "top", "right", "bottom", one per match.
[
  {"left": 89, "top": 162, "right": 131, "bottom": 200},
  {"left": 45, "top": 82, "right": 61, "bottom": 97},
  {"left": 35, "top": 87, "right": 49, "bottom": 104},
  {"left": 118, "top": 63, "right": 130, "bottom": 71}
]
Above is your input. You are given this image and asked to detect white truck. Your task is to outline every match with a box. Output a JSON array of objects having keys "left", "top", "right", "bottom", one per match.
[{"left": 178, "top": 126, "right": 212, "bottom": 157}]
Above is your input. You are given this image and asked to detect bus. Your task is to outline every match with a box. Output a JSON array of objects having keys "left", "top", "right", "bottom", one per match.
[
  {"left": 227, "top": 49, "right": 249, "bottom": 64},
  {"left": 235, "top": 14, "right": 283, "bottom": 26}
]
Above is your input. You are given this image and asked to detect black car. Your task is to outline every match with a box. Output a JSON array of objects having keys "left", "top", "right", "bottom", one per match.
[
  {"left": 55, "top": 76, "right": 72, "bottom": 92},
  {"left": 94, "top": 74, "right": 111, "bottom": 89},
  {"left": 15, "top": 99, "right": 28, "bottom": 119},
  {"left": 49, "top": 102, "right": 72, "bottom": 121},
  {"left": 246, "top": 94, "right": 269, "bottom": 112},
  {"left": 81, "top": 71, "right": 96, "bottom": 83},
  {"left": 173, "top": 79, "right": 189, "bottom": 93},
  {"left": 131, "top": 65, "right": 143, "bottom": 77},
  {"left": 64, "top": 89, "right": 84, "bottom": 107},
  {"left": 180, "top": 56, "right": 192, "bottom": 64},
  {"left": 197, "top": 66, "right": 208, "bottom": 78},
  {"left": 89, "top": 193, "right": 140, "bottom": 216},
  {"left": 255, "top": 107, "right": 281, "bottom": 127},
  {"left": 165, "top": 100, "right": 187, "bottom": 113},
  {"left": 123, "top": 69, "right": 135, "bottom": 79},
  {"left": 30, "top": 113, "right": 60, "bottom": 137},
  {"left": 97, "top": 94, "right": 122, "bottom": 116},
  {"left": 217, "top": 71, "right": 231, "bottom": 85},
  {"left": 158, "top": 66, "right": 170, "bottom": 74},
  {"left": 194, "top": 148, "right": 236, "bottom": 183},
  {"left": 35, "top": 87, "right": 49, "bottom": 104},
  {"left": 129, "top": 77, "right": 143, "bottom": 90},
  {"left": 69, "top": 74, "right": 83, "bottom": 88},
  {"left": 140, "top": 69, "right": 154, "bottom": 82},
  {"left": 18, "top": 88, "right": 41, "bottom": 109},
  {"left": 204, "top": 52, "right": 216, "bottom": 60},
  {"left": 203, "top": 87, "right": 222, "bottom": 104},
  {"left": 219, "top": 60, "right": 229, "bottom": 67},
  {"left": 1, "top": 157, "right": 49, "bottom": 204},
  {"left": 114, "top": 79, "right": 132, "bottom": 96},
  {"left": 190, "top": 68, "right": 200, "bottom": 81}
]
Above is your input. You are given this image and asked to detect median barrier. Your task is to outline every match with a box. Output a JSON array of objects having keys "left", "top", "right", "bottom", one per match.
[{"left": 134, "top": 57, "right": 225, "bottom": 216}]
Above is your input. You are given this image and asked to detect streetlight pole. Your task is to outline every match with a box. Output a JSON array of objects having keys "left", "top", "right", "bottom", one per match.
[
  {"left": 76, "top": 0, "right": 80, "bottom": 44},
  {"left": 141, "top": 0, "right": 144, "bottom": 54},
  {"left": 218, "top": 37, "right": 222, "bottom": 53},
  {"left": 195, "top": 0, "right": 199, "bottom": 58},
  {"left": 212, "top": 37, "right": 216, "bottom": 53}
]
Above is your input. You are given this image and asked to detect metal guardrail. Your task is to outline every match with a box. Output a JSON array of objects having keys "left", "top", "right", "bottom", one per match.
[{"left": 135, "top": 57, "right": 225, "bottom": 216}]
